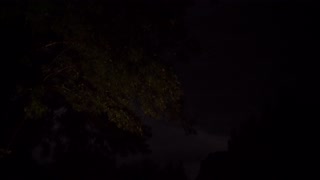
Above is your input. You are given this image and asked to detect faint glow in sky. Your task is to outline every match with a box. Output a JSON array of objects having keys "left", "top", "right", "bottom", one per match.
[{"left": 118, "top": 118, "right": 228, "bottom": 180}]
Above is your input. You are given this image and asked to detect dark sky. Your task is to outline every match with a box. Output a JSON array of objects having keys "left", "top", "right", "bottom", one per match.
[
  {"left": 118, "top": 0, "right": 314, "bottom": 179},
  {"left": 119, "top": 0, "right": 289, "bottom": 179},
  {"left": 178, "top": 0, "right": 270, "bottom": 135}
]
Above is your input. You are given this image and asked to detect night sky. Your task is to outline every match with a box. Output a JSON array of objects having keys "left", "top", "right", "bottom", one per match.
[
  {"left": 120, "top": 0, "right": 309, "bottom": 179},
  {"left": 0, "top": 0, "right": 314, "bottom": 179},
  {"left": 125, "top": 0, "right": 314, "bottom": 179}
]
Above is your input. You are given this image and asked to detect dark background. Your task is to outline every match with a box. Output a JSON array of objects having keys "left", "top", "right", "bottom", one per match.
[{"left": 1, "top": 0, "right": 315, "bottom": 179}]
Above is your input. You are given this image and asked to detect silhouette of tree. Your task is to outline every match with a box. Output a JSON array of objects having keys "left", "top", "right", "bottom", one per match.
[
  {"left": 18, "top": 0, "right": 185, "bottom": 133},
  {"left": 1, "top": 0, "right": 191, "bottom": 151},
  {"left": 1, "top": 0, "right": 192, "bottom": 179}
]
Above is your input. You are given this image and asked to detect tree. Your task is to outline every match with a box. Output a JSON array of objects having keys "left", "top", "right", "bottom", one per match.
[
  {"left": 19, "top": 0, "right": 185, "bottom": 133},
  {"left": 1, "top": 1, "right": 193, "bottom": 179},
  {"left": 1, "top": 0, "right": 191, "bottom": 166}
]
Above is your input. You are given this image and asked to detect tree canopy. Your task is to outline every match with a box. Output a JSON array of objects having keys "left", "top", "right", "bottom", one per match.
[{"left": 11, "top": 0, "right": 188, "bottom": 136}]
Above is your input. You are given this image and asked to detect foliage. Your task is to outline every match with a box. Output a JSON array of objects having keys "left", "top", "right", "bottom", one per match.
[
  {"left": 16, "top": 0, "right": 185, "bottom": 134},
  {"left": 0, "top": 148, "right": 11, "bottom": 159}
]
